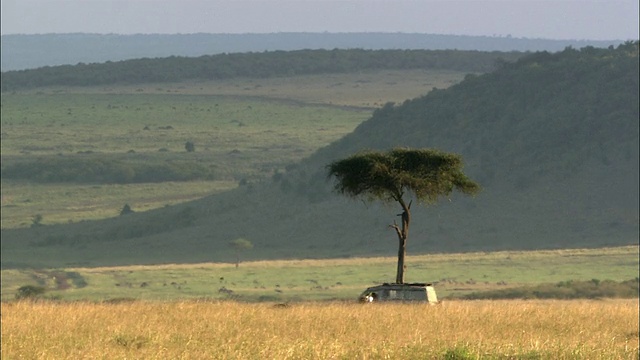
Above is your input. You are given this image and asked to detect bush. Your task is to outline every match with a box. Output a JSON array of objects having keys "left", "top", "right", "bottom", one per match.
[
  {"left": 31, "top": 214, "right": 43, "bottom": 227},
  {"left": 443, "top": 345, "right": 474, "bottom": 360},
  {"left": 15, "top": 285, "right": 46, "bottom": 300},
  {"left": 120, "top": 204, "right": 135, "bottom": 216}
]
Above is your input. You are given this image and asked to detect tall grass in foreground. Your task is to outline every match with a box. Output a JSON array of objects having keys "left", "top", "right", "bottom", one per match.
[{"left": 2, "top": 299, "right": 637, "bottom": 359}]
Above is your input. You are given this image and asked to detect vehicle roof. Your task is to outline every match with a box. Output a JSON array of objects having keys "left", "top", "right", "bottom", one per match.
[{"left": 364, "top": 283, "right": 433, "bottom": 291}]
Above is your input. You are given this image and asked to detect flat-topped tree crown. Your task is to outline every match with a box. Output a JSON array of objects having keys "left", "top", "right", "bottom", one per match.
[
  {"left": 328, "top": 148, "right": 479, "bottom": 202},
  {"left": 327, "top": 148, "right": 480, "bottom": 284}
]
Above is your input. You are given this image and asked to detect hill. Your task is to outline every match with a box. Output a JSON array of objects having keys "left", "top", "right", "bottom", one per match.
[
  {"left": 1, "top": 43, "right": 638, "bottom": 269},
  {"left": 1, "top": 48, "right": 521, "bottom": 92},
  {"left": 1, "top": 32, "right": 625, "bottom": 71}
]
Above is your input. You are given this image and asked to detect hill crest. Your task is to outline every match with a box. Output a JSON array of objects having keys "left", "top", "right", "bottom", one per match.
[{"left": 1, "top": 32, "right": 625, "bottom": 71}]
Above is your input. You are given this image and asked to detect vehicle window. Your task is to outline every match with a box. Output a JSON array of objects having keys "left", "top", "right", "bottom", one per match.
[{"left": 404, "top": 290, "right": 426, "bottom": 300}]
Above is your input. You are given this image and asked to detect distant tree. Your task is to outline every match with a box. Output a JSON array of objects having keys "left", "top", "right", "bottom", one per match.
[
  {"left": 229, "top": 238, "right": 254, "bottom": 268},
  {"left": 120, "top": 204, "right": 134, "bottom": 216},
  {"left": 327, "top": 148, "right": 480, "bottom": 284},
  {"left": 185, "top": 141, "right": 195, "bottom": 152}
]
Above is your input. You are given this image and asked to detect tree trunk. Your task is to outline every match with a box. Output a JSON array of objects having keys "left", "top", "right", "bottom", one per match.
[
  {"left": 392, "top": 200, "right": 411, "bottom": 284},
  {"left": 396, "top": 237, "right": 407, "bottom": 284}
]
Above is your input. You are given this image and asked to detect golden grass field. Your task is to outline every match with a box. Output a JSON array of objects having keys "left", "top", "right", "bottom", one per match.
[{"left": 1, "top": 299, "right": 638, "bottom": 359}]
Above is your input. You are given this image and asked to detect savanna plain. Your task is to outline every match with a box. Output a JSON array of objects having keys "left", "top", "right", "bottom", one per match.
[
  {"left": 0, "top": 70, "right": 463, "bottom": 229},
  {"left": 2, "top": 247, "right": 639, "bottom": 359},
  {"left": 2, "top": 69, "right": 639, "bottom": 359}
]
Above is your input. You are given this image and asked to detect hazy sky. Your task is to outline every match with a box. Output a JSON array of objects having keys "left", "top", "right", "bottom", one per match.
[{"left": 1, "top": 0, "right": 638, "bottom": 40}]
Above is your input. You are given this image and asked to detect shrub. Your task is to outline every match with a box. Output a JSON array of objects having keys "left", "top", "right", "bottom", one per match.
[
  {"left": 120, "top": 204, "right": 135, "bottom": 216},
  {"left": 15, "top": 285, "right": 46, "bottom": 300},
  {"left": 443, "top": 345, "right": 474, "bottom": 360},
  {"left": 31, "top": 214, "right": 43, "bottom": 227}
]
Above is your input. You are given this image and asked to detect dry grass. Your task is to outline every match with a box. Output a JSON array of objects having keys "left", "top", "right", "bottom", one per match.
[{"left": 2, "top": 299, "right": 637, "bottom": 359}]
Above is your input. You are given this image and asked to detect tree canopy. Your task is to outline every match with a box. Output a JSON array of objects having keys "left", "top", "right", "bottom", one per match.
[
  {"left": 327, "top": 148, "right": 480, "bottom": 204},
  {"left": 229, "top": 238, "right": 254, "bottom": 268}
]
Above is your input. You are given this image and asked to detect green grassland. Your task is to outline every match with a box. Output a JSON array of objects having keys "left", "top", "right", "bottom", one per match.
[
  {"left": 0, "top": 69, "right": 466, "bottom": 229},
  {"left": 0, "top": 180, "right": 232, "bottom": 228},
  {"left": 2, "top": 246, "right": 637, "bottom": 302}
]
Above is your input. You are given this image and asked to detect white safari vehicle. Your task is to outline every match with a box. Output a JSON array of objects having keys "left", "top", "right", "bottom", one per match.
[{"left": 359, "top": 283, "right": 438, "bottom": 304}]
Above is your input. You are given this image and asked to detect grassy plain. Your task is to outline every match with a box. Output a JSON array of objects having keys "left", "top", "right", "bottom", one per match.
[
  {"left": 0, "top": 180, "right": 233, "bottom": 228},
  {"left": 2, "top": 299, "right": 638, "bottom": 359},
  {"left": 0, "top": 69, "right": 466, "bottom": 229},
  {"left": 2, "top": 246, "right": 637, "bottom": 302}
]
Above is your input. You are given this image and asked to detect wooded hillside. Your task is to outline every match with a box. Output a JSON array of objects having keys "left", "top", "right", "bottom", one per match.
[
  {"left": 312, "top": 43, "right": 639, "bottom": 183},
  {"left": 1, "top": 49, "right": 522, "bottom": 91}
]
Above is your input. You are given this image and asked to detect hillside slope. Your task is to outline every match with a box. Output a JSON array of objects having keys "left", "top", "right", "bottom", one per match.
[{"left": 1, "top": 43, "right": 638, "bottom": 269}]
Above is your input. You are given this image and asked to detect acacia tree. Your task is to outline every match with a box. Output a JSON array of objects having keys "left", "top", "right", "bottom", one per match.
[
  {"left": 229, "top": 238, "right": 254, "bottom": 268},
  {"left": 327, "top": 148, "right": 480, "bottom": 284}
]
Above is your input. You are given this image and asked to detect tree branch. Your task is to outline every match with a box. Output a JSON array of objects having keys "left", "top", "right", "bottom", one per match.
[{"left": 389, "top": 221, "right": 403, "bottom": 240}]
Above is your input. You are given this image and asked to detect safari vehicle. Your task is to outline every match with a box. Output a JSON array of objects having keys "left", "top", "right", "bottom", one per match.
[{"left": 359, "top": 283, "right": 438, "bottom": 304}]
